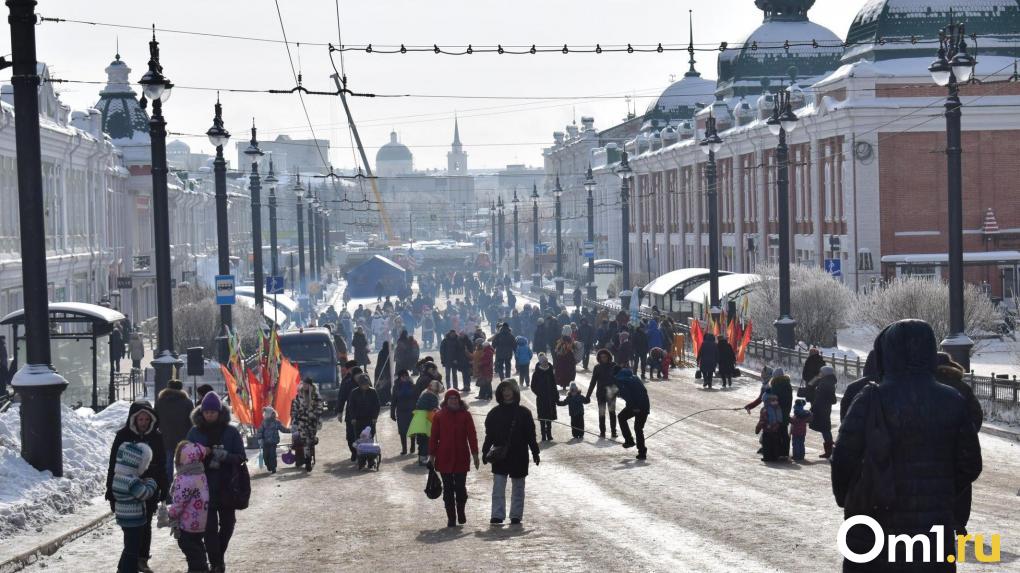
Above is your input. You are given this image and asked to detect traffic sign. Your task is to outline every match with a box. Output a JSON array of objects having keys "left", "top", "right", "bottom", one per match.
[
  {"left": 534, "top": 243, "right": 550, "bottom": 255},
  {"left": 116, "top": 276, "right": 133, "bottom": 289},
  {"left": 824, "top": 259, "right": 842, "bottom": 278},
  {"left": 265, "top": 275, "right": 285, "bottom": 295},
  {"left": 215, "top": 275, "right": 236, "bottom": 305},
  {"left": 583, "top": 240, "right": 595, "bottom": 258}
]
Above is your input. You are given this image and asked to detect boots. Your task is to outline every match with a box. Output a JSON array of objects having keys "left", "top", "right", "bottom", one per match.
[
  {"left": 598, "top": 415, "right": 606, "bottom": 438},
  {"left": 445, "top": 503, "right": 457, "bottom": 527},
  {"left": 819, "top": 441, "right": 833, "bottom": 459},
  {"left": 456, "top": 500, "right": 467, "bottom": 524}
]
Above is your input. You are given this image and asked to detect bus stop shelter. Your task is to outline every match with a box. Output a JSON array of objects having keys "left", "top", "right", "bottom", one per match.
[
  {"left": 642, "top": 268, "right": 730, "bottom": 316},
  {"left": 1, "top": 302, "right": 125, "bottom": 409}
]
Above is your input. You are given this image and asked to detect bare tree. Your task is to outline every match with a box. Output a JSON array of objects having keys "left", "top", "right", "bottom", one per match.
[
  {"left": 748, "top": 263, "right": 853, "bottom": 347},
  {"left": 854, "top": 276, "right": 1000, "bottom": 352},
  {"left": 170, "top": 284, "right": 265, "bottom": 358}
]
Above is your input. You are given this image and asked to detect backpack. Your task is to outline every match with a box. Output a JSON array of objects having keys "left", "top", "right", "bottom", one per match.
[
  {"left": 220, "top": 462, "right": 252, "bottom": 511},
  {"left": 841, "top": 384, "right": 895, "bottom": 514}
]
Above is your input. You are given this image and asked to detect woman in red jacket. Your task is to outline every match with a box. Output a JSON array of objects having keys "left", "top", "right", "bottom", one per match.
[{"left": 428, "top": 389, "right": 480, "bottom": 527}]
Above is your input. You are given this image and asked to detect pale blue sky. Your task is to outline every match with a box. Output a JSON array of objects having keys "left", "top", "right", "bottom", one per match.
[{"left": 20, "top": 1, "right": 866, "bottom": 170}]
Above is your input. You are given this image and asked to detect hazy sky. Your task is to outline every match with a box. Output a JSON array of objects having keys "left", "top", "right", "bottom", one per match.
[{"left": 22, "top": 0, "right": 865, "bottom": 171}]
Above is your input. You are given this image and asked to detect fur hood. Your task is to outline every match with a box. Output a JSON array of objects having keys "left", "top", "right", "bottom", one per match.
[
  {"left": 125, "top": 401, "right": 159, "bottom": 436},
  {"left": 494, "top": 379, "right": 521, "bottom": 405},
  {"left": 157, "top": 387, "right": 190, "bottom": 402},
  {"left": 190, "top": 404, "right": 232, "bottom": 431},
  {"left": 935, "top": 364, "right": 964, "bottom": 383}
]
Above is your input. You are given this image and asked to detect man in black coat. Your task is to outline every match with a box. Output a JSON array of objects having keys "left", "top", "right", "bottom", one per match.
[
  {"left": 578, "top": 318, "right": 595, "bottom": 371},
  {"left": 840, "top": 351, "right": 877, "bottom": 422},
  {"left": 631, "top": 322, "right": 649, "bottom": 378},
  {"left": 492, "top": 323, "right": 516, "bottom": 381},
  {"left": 831, "top": 320, "right": 982, "bottom": 571},
  {"left": 109, "top": 326, "right": 125, "bottom": 373},
  {"left": 347, "top": 373, "right": 381, "bottom": 438},
  {"left": 154, "top": 379, "right": 194, "bottom": 483},
  {"left": 105, "top": 401, "right": 168, "bottom": 573},
  {"left": 586, "top": 349, "right": 620, "bottom": 439},
  {"left": 337, "top": 360, "right": 363, "bottom": 461},
  {"left": 440, "top": 330, "right": 461, "bottom": 390}
]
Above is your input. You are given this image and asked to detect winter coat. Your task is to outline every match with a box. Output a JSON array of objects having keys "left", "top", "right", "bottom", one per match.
[
  {"left": 110, "top": 329, "right": 125, "bottom": 361},
  {"left": 394, "top": 338, "right": 420, "bottom": 373},
  {"left": 290, "top": 382, "right": 323, "bottom": 440},
  {"left": 185, "top": 405, "right": 246, "bottom": 510},
  {"left": 473, "top": 346, "right": 494, "bottom": 380},
  {"left": 514, "top": 337, "right": 533, "bottom": 366},
  {"left": 790, "top": 407, "right": 812, "bottom": 437},
  {"left": 831, "top": 320, "right": 982, "bottom": 571},
  {"left": 935, "top": 364, "right": 983, "bottom": 432},
  {"left": 154, "top": 387, "right": 194, "bottom": 454},
  {"left": 578, "top": 322, "right": 595, "bottom": 347},
  {"left": 492, "top": 325, "right": 516, "bottom": 360},
  {"left": 129, "top": 334, "right": 145, "bottom": 361},
  {"left": 352, "top": 331, "right": 371, "bottom": 366},
  {"left": 440, "top": 333, "right": 460, "bottom": 367},
  {"left": 756, "top": 403, "right": 782, "bottom": 434},
  {"left": 390, "top": 377, "right": 418, "bottom": 418},
  {"left": 530, "top": 364, "right": 559, "bottom": 421},
  {"left": 348, "top": 386, "right": 381, "bottom": 424},
  {"left": 557, "top": 392, "right": 589, "bottom": 418},
  {"left": 457, "top": 336, "right": 474, "bottom": 370},
  {"left": 769, "top": 375, "right": 793, "bottom": 424},
  {"left": 482, "top": 381, "right": 540, "bottom": 479},
  {"left": 613, "top": 368, "right": 650, "bottom": 412},
  {"left": 112, "top": 442, "right": 158, "bottom": 528},
  {"left": 428, "top": 399, "right": 479, "bottom": 474},
  {"left": 646, "top": 320, "right": 664, "bottom": 350},
  {"left": 106, "top": 401, "right": 168, "bottom": 509},
  {"left": 587, "top": 350, "right": 620, "bottom": 402},
  {"left": 808, "top": 373, "right": 837, "bottom": 433},
  {"left": 697, "top": 334, "right": 718, "bottom": 373},
  {"left": 716, "top": 341, "right": 737, "bottom": 376},
  {"left": 614, "top": 335, "right": 633, "bottom": 365},
  {"left": 553, "top": 338, "right": 577, "bottom": 387},
  {"left": 167, "top": 442, "right": 209, "bottom": 534},
  {"left": 532, "top": 324, "right": 547, "bottom": 355},
  {"left": 631, "top": 326, "right": 649, "bottom": 355},
  {"left": 256, "top": 415, "right": 290, "bottom": 447},
  {"left": 801, "top": 353, "right": 825, "bottom": 383}
]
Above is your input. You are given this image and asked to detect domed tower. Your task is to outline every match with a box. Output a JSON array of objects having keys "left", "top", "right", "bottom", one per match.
[
  {"left": 716, "top": 0, "right": 841, "bottom": 98},
  {"left": 643, "top": 12, "right": 716, "bottom": 134},
  {"left": 447, "top": 117, "right": 468, "bottom": 174},
  {"left": 375, "top": 131, "right": 413, "bottom": 177},
  {"left": 94, "top": 53, "right": 152, "bottom": 166},
  {"left": 843, "top": 0, "right": 1020, "bottom": 64}
]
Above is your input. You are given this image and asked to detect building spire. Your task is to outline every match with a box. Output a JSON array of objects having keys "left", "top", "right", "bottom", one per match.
[
  {"left": 452, "top": 114, "right": 462, "bottom": 147},
  {"left": 685, "top": 10, "right": 700, "bottom": 78}
]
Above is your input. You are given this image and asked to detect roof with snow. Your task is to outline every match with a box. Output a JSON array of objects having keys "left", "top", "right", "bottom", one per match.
[
  {"left": 643, "top": 268, "right": 731, "bottom": 297},
  {"left": 684, "top": 273, "right": 762, "bottom": 304},
  {"left": 843, "top": 0, "right": 1020, "bottom": 64}
]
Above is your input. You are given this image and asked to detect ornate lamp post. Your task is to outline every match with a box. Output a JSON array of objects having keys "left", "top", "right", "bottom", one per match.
[
  {"left": 553, "top": 175, "right": 564, "bottom": 296},
  {"left": 616, "top": 151, "right": 634, "bottom": 306},
  {"left": 264, "top": 155, "right": 279, "bottom": 279},
  {"left": 531, "top": 184, "right": 542, "bottom": 289},
  {"left": 497, "top": 196, "right": 506, "bottom": 275},
  {"left": 584, "top": 164, "right": 598, "bottom": 300},
  {"left": 700, "top": 111, "right": 724, "bottom": 321},
  {"left": 307, "top": 189, "right": 317, "bottom": 289},
  {"left": 295, "top": 174, "right": 306, "bottom": 299},
  {"left": 138, "top": 30, "right": 180, "bottom": 396},
  {"left": 512, "top": 188, "right": 521, "bottom": 283},
  {"left": 243, "top": 120, "right": 265, "bottom": 309},
  {"left": 206, "top": 97, "right": 232, "bottom": 331},
  {"left": 7, "top": 0, "right": 68, "bottom": 475},
  {"left": 766, "top": 87, "right": 800, "bottom": 348},
  {"left": 930, "top": 21, "right": 977, "bottom": 369},
  {"left": 490, "top": 200, "right": 497, "bottom": 267}
]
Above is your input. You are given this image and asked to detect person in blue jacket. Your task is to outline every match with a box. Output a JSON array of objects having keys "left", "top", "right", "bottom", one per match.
[
  {"left": 514, "top": 336, "right": 533, "bottom": 388},
  {"left": 614, "top": 368, "right": 650, "bottom": 460}
]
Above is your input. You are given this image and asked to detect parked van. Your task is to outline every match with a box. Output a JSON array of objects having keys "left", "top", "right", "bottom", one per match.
[{"left": 278, "top": 327, "right": 340, "bottom": 413}]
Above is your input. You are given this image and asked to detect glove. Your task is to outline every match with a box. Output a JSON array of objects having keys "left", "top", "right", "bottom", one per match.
[
  {"left": 533, "top": 454, "right": 540, "bottom": 466},
  {"left": 211, "top": 446, "right": 228, "bottom": 462}
]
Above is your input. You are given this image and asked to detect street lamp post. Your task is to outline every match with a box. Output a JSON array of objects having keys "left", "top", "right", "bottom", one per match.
[
  {"left": 584, "top": 165, "right": 598, "bottom": 301},
  {"left": 206, "top": 97, "right": 232, "bottom": 332},
  {"left": 264, "top": 155, "right": 279, "bottom": 278},
  {"left": 512, "top": 188, "right": 521, "bottom": 283},
  {"left": 243, "top": 121, "right": 265, "bottom": 309},
  {"left": 553, "top": 176, "right": 564, "bottom": 296},
  {"left": 317, "top": 204, "right": 325, "bottom": 279},
  {"left": 531, "top": 184, "right": 542, "bottom": 289},
  {"left": 295, "top": 174, "right": 306, "bottom": 299},
  {"left": 929, "top": 21, "right": 977, "bottom": 369},
  {"left": 8, "top": 0, "right": 68, "bottom": 475},
  {"left": 616, "top": 151, "right": 634, "bottom": 305},
  {"left": 701, "top": 111, "right": 724, "bottom": 321},
  {"left": 497, "top": 196, "right": 506, "bottom": 275},
  {"left": 490, "top": 200, "right": 497, "bottom": 268},
  {"left": 767, "top": 88, "right": 800, "bottom": 348},
  {"left": 307, "top": 190, "right": 317, "bottom": 290},
  {"left": 138, "top": 30, "right": 180, "bottom": 395}
]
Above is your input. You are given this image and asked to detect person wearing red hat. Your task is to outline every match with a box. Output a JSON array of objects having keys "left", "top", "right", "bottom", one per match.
[{"left": 428, "top": 389, "right": 480, "bottom": 527}]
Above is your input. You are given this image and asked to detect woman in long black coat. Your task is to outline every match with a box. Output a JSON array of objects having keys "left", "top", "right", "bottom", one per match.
[
  {"left": 530, "top": 354, "right": 558, "bottom": 441},
  {"left": 374, "top": 341, "right": 392, "bottom": 405},
  {"left": 716, "top": 335, "right": 737, "bottom": 388},
  {"left": 808, "top": 365, "right": 837, "bottom": 459},
  {"left": 482, "top": 380, "right": 540, "bottom": 525},
  {"left": 352, "top": 327, "right": 371, "bottom": 367},
  {"left": 697, "top": 333, "right": 718, "bottom": 389}
]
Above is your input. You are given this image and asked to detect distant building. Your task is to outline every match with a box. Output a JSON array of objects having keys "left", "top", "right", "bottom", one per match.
[{"left": 237, "top": 134, "right": 329, "bottom": 176}]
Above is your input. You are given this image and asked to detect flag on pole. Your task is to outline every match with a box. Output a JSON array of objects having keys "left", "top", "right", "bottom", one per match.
[
  {"left": 690, "top": 318, "right": 704, "bottom": 359},
  {"left": 222, "top": 364, "right": 253, "bottom": 425},
  {"left": 274, "top": 358, "right": 301, "bottom": 427},
  {"left": 736, "top": 320, "right": 753, "bottom": 363}
]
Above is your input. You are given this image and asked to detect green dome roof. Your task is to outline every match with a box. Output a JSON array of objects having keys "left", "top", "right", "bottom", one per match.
[
  {"left": 95, "top": 54, "right": 150, "bottom": 143},
  {"left": 843, "top": 0, "right": 1020, "bottom": 64}
]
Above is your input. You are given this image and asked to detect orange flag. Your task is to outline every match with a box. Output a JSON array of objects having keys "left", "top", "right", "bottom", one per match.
[
  {"left": 727, "top": 315, "right": 740, "bottom": 347},
  {"left": 736, "top": 320, "right": 753, "bottom": 363},
  {"left": 690, "top": 318, "right": 704, "bottom": 359},
  {"left": 248, "top": 369, "right": 264, "bottom": 428},
  {"left": 222, "top": 364, "right": 253, "bottom": 426},
  {"left": 273, "top": 358, "right": 301, "bottom": 428}
]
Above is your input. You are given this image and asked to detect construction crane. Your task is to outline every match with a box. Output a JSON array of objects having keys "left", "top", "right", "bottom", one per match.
[{"left": 331, "top": 73, "right": 397, "bottom": 245}]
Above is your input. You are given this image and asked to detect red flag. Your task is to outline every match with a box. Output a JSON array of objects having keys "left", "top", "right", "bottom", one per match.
[
  {"left": 736, "top": 320, "right": 753, "bottom": 363},
  {"left": 222, "top": 364, "right": 253, "bottom": 426},
  {"left": 274, "top": 358, "right": 301, "bottom": 428},
  {"left": 248, "top": 369, "right": 264, "bottom": 428},
  {"left": 727, "top": 315, "right": 739, "bottom": 348},
  {"left": 690, "top": 318, "right": 704, "bottom": 359}
]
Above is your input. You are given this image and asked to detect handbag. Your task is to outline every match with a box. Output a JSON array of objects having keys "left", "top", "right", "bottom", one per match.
[
  {"left": 695, "top": 369, "right": 702, "bottom": 380},
  {"left": 842, "top": 385, "right": 895, "bottom": 514},
  {"left": 483, "top": 407, "right": 518, "bottom": 464},
  {"left": 424, "top": 463, "right": 443, "bottom": 500}
]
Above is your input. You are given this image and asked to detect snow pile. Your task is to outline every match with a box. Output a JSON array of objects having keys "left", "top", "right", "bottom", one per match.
[{"left": 0, "top": 400, "right": 131, "bottom": 539}]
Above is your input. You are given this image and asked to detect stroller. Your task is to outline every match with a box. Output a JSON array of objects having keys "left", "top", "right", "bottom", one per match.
[
  {"left": 284, "top": 431, "right": 316, "bottom": 471},
  {"left": 354, "top": 426, "right": 382, "bottom": 471}
]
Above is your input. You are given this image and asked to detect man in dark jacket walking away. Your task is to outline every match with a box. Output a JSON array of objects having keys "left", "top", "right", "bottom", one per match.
[
  {"left": 614, "top": 368, "right": 650, "bottom": 460},
  {"left": 831, "top": 320, "right": 982, "bottom": 570},
  {"left": 154, "top": 379, "right": 194, "bottom": 483},
  {"left": 104, "top": 401, "right": 168, "bottom": 573},
  {"left": 337, "top": 360, "right": 363, "bottom": 461},
  {"left": 697, "top": 333, "right": 719, "bottom": 389},
  {"left": 631, "top": 322, "right": 649, "bottom": 377},
  {"left": 578, "top": 318, "right": 595, "bottom": 371},
  {"left": 492, "top": 323, "right": 516, "bottom": 381},
  {"left": 440, "top": 330, "right": 461, "bottom": 390},
  {"left": 934, "top": 352, "right": 983, "bottom": 535},
  {"left": 587, "top": 349, "right": 620, "bottom": 439}
]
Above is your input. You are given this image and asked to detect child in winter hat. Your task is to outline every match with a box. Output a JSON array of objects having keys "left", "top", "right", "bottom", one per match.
[
  {"left": 256, "top": 406, "right": 291, "bottom": 474},
  {"left": 112, "top": 442, "right": 158, "bottom": 571},
  {"left": 557, "top": 382, "right": 591, "bottom": 440},
  {"left": 168, "top": 441, "right": 210, "bottom": 571},
  {"left": 790, "top": 399, "right": 813, "bottom": 461}
]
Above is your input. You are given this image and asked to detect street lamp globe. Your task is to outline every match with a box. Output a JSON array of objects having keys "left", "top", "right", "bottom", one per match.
[
  {"left": 531, "top": 183, "right": 540, "bottom": 202},
  {"left": 553, "top": 175, "right": 563, "bottom": 198},
  {"left": 700, "top": 114, "right": 723, "bottom": 155},
  {"left": 205, "top": 101, "right": 230, "bottom": 148},
  {"left": 583, "top": 164, "right": 596, "bottom": 194},
  {"left": 511, "top": 187, "right": 520, "bottom": 205},
  {"left": 243, "top": 121, "right": 264, "bottom": 169},
  {"left": 929, "top": 48, "right": 952, "bottom": 87},
  {"left": 616, "top": 151, "right": 633, "bottom": 181},
  {"left": 951, "top": 49, "right": 976, "bottom": 83},
  {"left": 779, "top": 105, "right": 799, "bottom": 133},
  {"left": 264, "top": 153, "right": 278, "bottom": 184}
]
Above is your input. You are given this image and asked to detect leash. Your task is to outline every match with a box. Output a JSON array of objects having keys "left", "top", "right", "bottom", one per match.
[{"left": 643, "top": 407, "right": 743, "bottom": 440}]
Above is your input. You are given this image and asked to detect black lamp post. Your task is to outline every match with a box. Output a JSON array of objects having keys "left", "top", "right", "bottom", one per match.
[
  {"left": 295, "top": 174, "right": 306, "bottom": 299},
  {"left": 244, "top": 120, "right": 265, "bottom": 310},
  {"left": 490, "top": 200, "right": 497, "bottom": 268},
  {"left": 264, "top": 155, "right": 279, "bottom": 279},
  {"left": 206, "top": 96, "right": 232, "bottom": 332},
  {"left": 616, "top": 151, "right": 634, "bottom": 305},
  {"left": 766, "top": 88, "right": 800, "bottom": 348},
  {"left": 701, "top": 111, "right": 724, "bottom": 321},
  {"left": 316, "top": 201, "right": 325, "bottom": 280},
  {"left": 553, "top": 175, "right": 564, "bottom": 296},
  {"left": 138, "top": 30, "right": 180, "bottom": 395},
  {"left": 307, "top": 189, "right": 317, "bottom": 290},
  {"left": 512, "top": 188, "right": 521, "bottom": 283},
  {"left": 497, "top": 196, "right": 506, "bottom": 274},
  {"left": 584, "top": 164, "right": 598, "bottom": 301},
  {"left": 531, "top": 184, "right": 542, "bottom": 289},
  {"left": 8, "top": 0, "right": 68, "bottom": 476},
  {"left": 929, "top": 21, "right": 977, "bottom": 369}
]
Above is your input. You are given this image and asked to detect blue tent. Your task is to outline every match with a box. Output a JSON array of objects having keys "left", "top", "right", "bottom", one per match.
[{"left": 344, "top": 255, "right": 407, "bottom": 298}]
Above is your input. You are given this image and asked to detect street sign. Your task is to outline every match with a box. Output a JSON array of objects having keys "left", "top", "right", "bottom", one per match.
[
  {"left": 824, "top": 259, "right": 842, "bottom": 278},
  {"left": 265, "top": 275, "right": 285, "bottom": 295},
  {"left": 534, "top": 243, "right": 550, "bottom": 255},
  {"left": 116, "top": 276, "right": 133, "bottom": 289},
  {"left": 215, "top": 275, "right": 236, "bottom": 305},
  {"left": 583, "top": 240, "right": 595, "bottom": 258}
]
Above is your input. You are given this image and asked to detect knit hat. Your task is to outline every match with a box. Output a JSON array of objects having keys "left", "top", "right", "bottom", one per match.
[
  {"left": 262, "top": 406, "right": 277, "bottom": 420},
  {"left": 569, "top": 382, "right": 579, "bottom": 393},
  {"left": 167, "top": 379, "right": 183, "bottom": 390},
  {"left": 819, "top": 365, "right": 835, "bottom": 377},
  {"left": 114, "top": 442, "right": 153, "bottom": 477},
  {"left": 200, "top": 391, "right": 222, "bottom": 413},
  {"left": 772, "top": 367, "right": 785, "bottom": 379},
  {"left": 538, "top": 352, "right": 549, "bottom": 365}
]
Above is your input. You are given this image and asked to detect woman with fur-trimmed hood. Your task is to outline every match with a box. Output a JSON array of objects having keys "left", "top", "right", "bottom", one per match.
[
  {"left": 482, "top": 380, "right": 540, "bottom": 525},
  {"left": 290, "top": 378, "right": 324, "bottom": 460}
]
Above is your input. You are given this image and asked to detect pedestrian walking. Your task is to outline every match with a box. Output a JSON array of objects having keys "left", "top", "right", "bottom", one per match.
[
  {"left": 457, "top": 332, "right": 474, "bottom": 393},
  {"left": 790, "top": 399, "right": 812, "bottom": 461},
  {"left": 112, "top": 442, "right": 159, "bottom": 573},
  {"left": 586, "top": 349, "right": 620, "bottom": 439},
  {"left": 390, "top": 370, "right": 417, "bottom": 455},
  {"left": 530, "top": 354, "right": 558, "bottom": 441},
  {"left": 483, "top": 380, "right": 540, "bottom": 525},
  {"left": 440, "top": 330, "right": 461, "bottom": 390},
  {"left": 408, "top": 380, "right": 444, "bottom": 466},
  {"left": 129, "top": 332, "right": 145, "bottom": 370},
  {"left": 697, "top": 333, "right": 718, "bottom": 389},
  {"left": 474, "top": 340, "right": 495, "bottom": 400},
  {"left": 806, "top": 365, "right": 837, "bottom": 459},
  {"left": 428, "top": 389, "right": 480, "bottom": 527},
  {"left": 154, "top": 378, "right": 194, "bottom": 484},
  {"left": 374, "top": 341, "right": 393, "bottom": 406},
  {"left": 514, "top": 336, "right": 533, "bottom": 388},
  {"left": 110, "top": 325, "right": 125, "bottom": 373},
  {"left": 769, "top": 369, "right": 793, "bottom": 459},
  {"left": 290, "top": 379, "right": 323, "bottom": 471},
  {"left": 492, "top": 322, "right": 516, "bottom": 381},
  {"left": 185, "top": 392, "right": 247, "bottom": 573},
  {"left": 255, "top": 406, "right": 290, "bottom": 474},
  {"left": 756, "top": 393, "right": 784, "bottom": 462},
  {"left": 614, "top": 368, "right": 650, "bottom": 460},
  {"left": 716, "top": 335, "right": 737, "bottom": 388},
  {"left": 801, "top": 347, "right": 825, "bottom": 385},
  {"left": 557, "top": 382, "right": 590, "bottom": 440},
  {"left": 167, "top": 441, "right": 210, "bottom": 572},
  {"left": 553, "top": 335, "right": 577, "bottom": 390},
  {"left": 348, "top": 373, "right": 381, "bottom": 442},
  {"left": 352, "top": 326, "right": 371, "bottom": 367}
]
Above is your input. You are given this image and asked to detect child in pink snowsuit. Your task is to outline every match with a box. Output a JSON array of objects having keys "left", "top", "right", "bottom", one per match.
[{"left": 168, "top": 441, "right": 210, "bottom": 572}]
